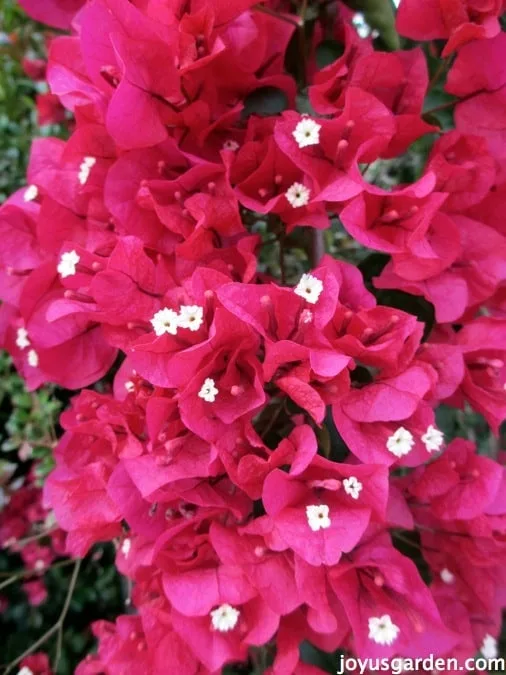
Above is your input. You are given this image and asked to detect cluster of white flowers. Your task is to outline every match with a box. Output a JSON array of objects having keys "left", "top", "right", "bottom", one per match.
[
  {"left": 387, "top": 424, "right": 444, "bottom": 457},
  {"left": 150, "top": 304, "right": 204, "bottom": 337}
]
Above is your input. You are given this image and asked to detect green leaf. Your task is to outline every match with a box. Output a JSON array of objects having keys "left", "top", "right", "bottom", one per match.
[
  {"left": 242, "top": 86, "right": 288, "bottom": 119},
  {"left": 341, "top": 0, "right": 400, "bottom": 50},
  {"left": 315, "top": 39, "right": 345, "bottom": 69}
]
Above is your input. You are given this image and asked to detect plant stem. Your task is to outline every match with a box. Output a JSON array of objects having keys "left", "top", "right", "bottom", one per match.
[
  {"left": 3, "top": 558, "right": 82, "bottom": 675},
  {"left": 311, "top": 230, "right": 325, "bottom": 267}
]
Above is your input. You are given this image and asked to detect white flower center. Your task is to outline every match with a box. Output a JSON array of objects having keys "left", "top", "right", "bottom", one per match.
[
  {"left": 178, "top": 305, "right": 204, "bottom": 331},
  {"left": 78, "top": 156, "right": 97, "bottom": 185},
  {"left": 285, "top": 182, "right": 311, "bottom": 208},
  {"left": 481, "top": 634, "right": 498, "bottom": 659},
  {"left": 27, "top": 349, "right": 39, "bottom": 368},
  {"left": 294, "top": 273, "right": 323, "bottom": 305},
  {"left": 16, "top": 328, "right": 30, "bottom": 350},
  {"left": 198, "top": 377, "right": 218, "bottom": 403},
  {"left": 343, "top": 476, "right": 363, "bottom": 500},
  {"left": 23, "top": 185, "right": 38, "bottom": 202},
  {"left": 222, "top": 139, "right": 239, "bottom": 151},
  {"left": 34, "top": 559, "right": 45, "bottom": 571},
  {"left": 306, "top": 504, "right": 331, "bottom": 531},
  {"left": 57, "top": 250, "right": 80, "bottom": 278},
  {"left": 421, "top": 425, "right": 444, "bottom": 452},
  {"left": 210, "top": 603, "right": 240, "bottom": 632},
  {"left": 121, "top": 538, "right": 131, "bottom": 557},
  {"left": 293, "top": 118, "right": 321, "bottom": 148},
  {"left": 124, "top": 380, "right": 135, "bottom": 392},
  {"left": 440, "top": 568, "right": 455, "bottom": 584},
  {"left": 386, "top": 427, "right": 415, "bottom": 458},
  {"left": 368, "top": 614, "right": 400, "bottom": 646},
  {"left": 150, "top": 308, "right": 179, "bottom": 336}
]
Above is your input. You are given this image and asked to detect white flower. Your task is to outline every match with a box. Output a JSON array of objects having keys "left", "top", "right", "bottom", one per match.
[
  {"left": 178, "top": 305, "right": 204, "bottom": 331},
  {"left": 18, "top": 667, "right": 34, "bottom": 675},
  {"left": 285, "top": 182, "right": 311, "bottom": 208},
  {"left": 368, "top": 615, "right": 400, "bottom": 646},
  {"left": 27, "top": 349, "right": 39, "bottom": 368},
  {"left": 222, "top": 139, "right": 239, "bottom": 151},
  {"left": 306, "top": 504, "right": 331, "bottom": 532},
  {"left": 198, "top": 378, "right": 218, "bottom": 403},
  {"left": 421, "top": 425, "right": 444, "bottom": 452},
  {"left": 294, "top": 273, "right": 323, "bottom": 305},
  {"left": 78, "top": 156, "right": 96, "bottom": 185},
  {"left": 481, "top": 634, "right": 498, "bottom": 659},
  {"left": 57, "top": 250, "right": 80, "bottom": 278},
  {"left": 386, "top": 427, "right": 415, "bottom": 458},
  {"left": 16, "top": 327, "right": 30, "bottom": 350},
  {"left": 121, "top": 538, "right": 131, "bottom": 557},
  {"left": 23, "top": 184, "right": 38, "bottom": 202},
  {"left": 293, "top": 117, "right": 321, "bottom": 148},
  {"left": 210, "top": 603, "right": 240, "bottom": 632},
  {"left": 343, "top": 476, "right": 363, "bottom": 500},
  {"left": 440, "top": 568, "right": 455, "bottom": 584},
  {"left": 150, "top": 308, "right": 179, "bottom": 336}
]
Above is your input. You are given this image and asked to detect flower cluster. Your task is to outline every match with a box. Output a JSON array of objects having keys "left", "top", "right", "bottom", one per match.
[{"left": 2, "top": 0, "right": 506, "bottom": 672}]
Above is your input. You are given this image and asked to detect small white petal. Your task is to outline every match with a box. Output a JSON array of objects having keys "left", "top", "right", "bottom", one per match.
[
  {"left": 343, "top": 476, "right": 363, "bottom": 500},
  {"left": 16, "top": 328, "right": 30, "bottom": 350},
  {"left": 198, "top": 377, "right": 218, "bottom": 403},
  {"left": 481, "top": 634, "right": 498, "bottom": 659},
  {"left": 306, "top": 504, "right": 331, "bottom": 531},
  {"left": 421, "top": 425, "right": 444, "bottom": 452},
  {"left": 178, "top": 305, "right": 204, "bottom": 331},
  {"left": 27, "top": 349, "right": 39, "bottom": 368},
  {"left": 440, "top": 568, "right": 455, "bottom": 584},
  {"left": 285, "top": 182, "right": 311, "bottom": 208},
  {"left": 23, "top": 185, "right": 38, "bottom": 202},
  {"left": 293, "top": 118, "right": 321, "bottom": 148},
  {"left": 368, "top": 615, "right": 400, "bottom": 646},
  {"left": 57, "top": 250, "right": 80, "bottom": 278},
  {"left": 210, "top": 603, "right": 240, "bottom": 632},
  {"left": 150, "top": 308, "right": 179, "bottom": 336},
  {"left": 78, "top": 156, "right": 96, "bottom": 185},
  {"left": 386, "top": 427, "right": 414, "bottom": 458},
  {"left": 121, "top": 538, "right": 131, "bottom": 557},
  {"left": 294, "top": 273, "right": 323, "bottom": 305}
]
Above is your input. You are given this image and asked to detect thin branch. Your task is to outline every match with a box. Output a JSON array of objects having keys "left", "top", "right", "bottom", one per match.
[
  {"left": 253, "top": 3, "right": 301, "bottom": 27},
  {"left": 13, "top": 526, "right": 57, "bottom": 548},
  {"left": 279, "top": 232, "right": 286, "bottom": 285},
  {"left": 311, "top": 230, "right": 325, "bottom": 267},
  {"left": 3, "top": 558, "right": 82, "bottom": 675}
]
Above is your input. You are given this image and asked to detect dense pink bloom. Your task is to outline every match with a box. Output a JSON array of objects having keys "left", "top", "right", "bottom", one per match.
[{"left": 3, "top": 0, "right": 506, "bottom": 671}]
